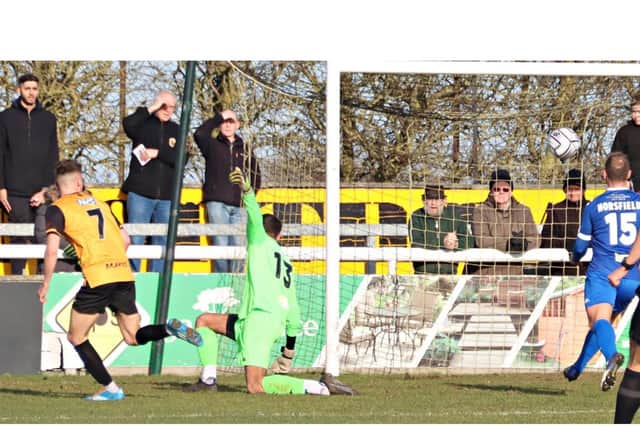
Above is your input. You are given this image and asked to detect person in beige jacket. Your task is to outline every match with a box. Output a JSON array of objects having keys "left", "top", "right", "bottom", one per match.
[{"left": 470, "top": 169, "right": 540, "bottom": 275}]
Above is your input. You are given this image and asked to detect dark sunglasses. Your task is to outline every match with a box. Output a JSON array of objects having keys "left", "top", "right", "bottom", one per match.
[
  {"left": 222, "top": 118, "right": 236, "bottom": 124},
  {"left": 492, "top": 187, "right": 511, "bottom": 193}
]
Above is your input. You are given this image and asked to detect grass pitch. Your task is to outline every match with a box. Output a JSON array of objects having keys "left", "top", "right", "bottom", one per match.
[{"left": 0, "top": 371, "right": 620, "bottom": 423}]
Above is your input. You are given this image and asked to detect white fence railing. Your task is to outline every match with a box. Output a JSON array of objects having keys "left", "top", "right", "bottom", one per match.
[{"left": 0, "top": 223, "right": 590, "bottom": 275}]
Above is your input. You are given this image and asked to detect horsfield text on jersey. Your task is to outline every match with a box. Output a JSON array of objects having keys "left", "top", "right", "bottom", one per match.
[{"left": 595, "top": 200, "right": 640, "bottom": 213}]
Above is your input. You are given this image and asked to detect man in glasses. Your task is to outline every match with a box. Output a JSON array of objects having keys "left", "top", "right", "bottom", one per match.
[
  {"left": 470, "top": 168, "right": 539, "bottom": 274},
  {"left": 194, "top": 109, "right": 261, "bottom": 273},
  {"left": 121, "top": 90, "right": 182, "bottom": 273}
]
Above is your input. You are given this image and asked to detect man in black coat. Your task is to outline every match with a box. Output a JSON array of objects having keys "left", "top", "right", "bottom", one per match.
[
  {"left": 194, "top": 109, "right": 261, "bottom": 273},
  {"left": 539, "top": 169, "right": 589, "bottom": 275},
  {"left": 611, "top": 92, "right": 640, "bottom": 191},
  {"left": 0, "top": 73, "right": 59, "bottom": 274},
  {"left": 121, "top": 90, "right": 181, "bottom": 273}
]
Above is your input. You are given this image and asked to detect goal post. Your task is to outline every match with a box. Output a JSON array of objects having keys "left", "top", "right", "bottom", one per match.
[{"left": 325, "top": 60, "right": 342, "bottom": 376}]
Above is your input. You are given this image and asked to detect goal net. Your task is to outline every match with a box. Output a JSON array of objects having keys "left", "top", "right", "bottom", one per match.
[
  {"left": 11, "top": 60, "right": 640, "bottom": 376},
  {"left": 191, "top": 62, "right": 331, "bottom": 372},
  {"left": 196, "top": 62, "right": 640, "bottom": 375},
  {"left": 331, "top": 62, "right": 640, "bottom": 374}
]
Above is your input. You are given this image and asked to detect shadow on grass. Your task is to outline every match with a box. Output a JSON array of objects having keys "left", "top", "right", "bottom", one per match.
[
  {"left": 445, "top": 382, "right": 567, "bottom": 396},
  {"left": 0, "top": 387, "right": 82, "bottom": 398},
  {"left": 150, "top": 381, "right": 246, "bottom": 393}
]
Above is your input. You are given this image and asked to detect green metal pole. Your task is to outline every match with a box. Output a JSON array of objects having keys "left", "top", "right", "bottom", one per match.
[{"left": 149, "top": 61, "right": 197, "bottom": 375}]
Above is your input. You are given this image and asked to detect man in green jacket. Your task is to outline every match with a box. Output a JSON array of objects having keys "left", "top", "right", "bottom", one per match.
[{"left": 409, "top": 185, "right": 474, "bottom": 274}]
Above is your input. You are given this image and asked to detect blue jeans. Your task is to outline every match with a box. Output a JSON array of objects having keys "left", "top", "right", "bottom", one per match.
[
  {"left": 206, "top": 201, "right": 246, "bottom": 273},
  {"left": 127, "top": 192, "right": 171, "bottom": 273}
]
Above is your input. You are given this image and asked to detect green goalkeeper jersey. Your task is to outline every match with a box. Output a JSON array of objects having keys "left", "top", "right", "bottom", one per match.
[{"left": 238, "top": 190, "right": 302, "bottom": 337}]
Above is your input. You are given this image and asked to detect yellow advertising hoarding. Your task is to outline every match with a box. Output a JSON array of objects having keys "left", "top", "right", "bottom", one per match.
[{"left": 7, "top": 186, "right": 604, "bottom": 275}]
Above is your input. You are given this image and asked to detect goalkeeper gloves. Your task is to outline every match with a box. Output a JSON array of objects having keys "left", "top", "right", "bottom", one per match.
[
  {"left": 228, "top": 167, "right": 251, "bottom": 193},
  {"left": 62, "top": 244, "right": 79, "bottom": 262},
  {"left": 270, "top": 346, "right": 294, "bottom": 374}
]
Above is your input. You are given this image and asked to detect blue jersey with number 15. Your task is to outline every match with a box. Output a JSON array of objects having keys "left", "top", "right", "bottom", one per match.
[{"left": 573, "top": 187, "right": 640, "bottom": 280}]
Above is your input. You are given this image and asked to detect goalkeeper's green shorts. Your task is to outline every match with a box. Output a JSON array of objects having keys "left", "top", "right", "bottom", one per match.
[{"left": 234, "top": 311, "right": 283, "bottom": 369}]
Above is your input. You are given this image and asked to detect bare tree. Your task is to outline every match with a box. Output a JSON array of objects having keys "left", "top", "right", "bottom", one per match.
[
  {"left": 0, "top": 61, "right": 327, "bottom": 187},
  {"left": 185, "top": 61, "right": 326, "bottom": 187},
  {"left": 340, "top": 71, "right": 640, "bottom": 186}
]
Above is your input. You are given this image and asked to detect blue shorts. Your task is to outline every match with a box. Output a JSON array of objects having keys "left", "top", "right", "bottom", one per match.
[{"left": 584, "top": 271, "right": 639, "bottom": 313}]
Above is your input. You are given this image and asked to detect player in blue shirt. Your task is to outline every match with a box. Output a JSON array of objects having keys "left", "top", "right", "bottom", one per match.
[
  {"left": 607, "top": 156, "right": 640, "bottom": 421},
  {"left": 564, "top": 152, "right": 640, "bottom": 391}
]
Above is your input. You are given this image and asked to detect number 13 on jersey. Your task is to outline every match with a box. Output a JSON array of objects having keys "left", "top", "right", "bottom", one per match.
[{"left": 274, "top": 252, "right": 292, "bottom": 288}]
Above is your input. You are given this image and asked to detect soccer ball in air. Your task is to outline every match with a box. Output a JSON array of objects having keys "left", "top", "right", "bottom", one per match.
[{"left": 547, "top": 128, "right": 581, "bottom": 162}]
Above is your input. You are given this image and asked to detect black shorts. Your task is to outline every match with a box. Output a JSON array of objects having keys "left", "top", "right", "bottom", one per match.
[
  {"left": 631, "top": 309, "right": 640, "bottom": 345},
  {"left": 72, "top": 281, "right": 138, "bottom": 315},
  {"left": 225, "top": 313, "right": 238, "bottom": 340},
  {"left": 630, "top": 288, "right": 640, "bottom": 345}
]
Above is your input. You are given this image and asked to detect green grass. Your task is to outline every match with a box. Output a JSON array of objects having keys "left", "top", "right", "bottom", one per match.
[{"left": 0, "top": 371, "right": 621, "bottom": 423}]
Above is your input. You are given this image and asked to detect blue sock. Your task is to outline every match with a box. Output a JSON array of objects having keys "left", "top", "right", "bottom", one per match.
[
  {"left": 573, "top": 330, "right": 600, "bottom": 373},
  {"left": 593, "top": 319, "right": 617, "bottom": 362}
]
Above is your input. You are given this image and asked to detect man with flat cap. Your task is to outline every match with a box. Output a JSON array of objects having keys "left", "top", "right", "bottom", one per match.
[{"left": 408, "top": 184, "right": 474, "bottom": 274}]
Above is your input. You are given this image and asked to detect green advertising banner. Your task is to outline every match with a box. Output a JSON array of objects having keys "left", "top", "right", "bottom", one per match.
[
  {"left": 43, "top": 273, "right": 364, "bottom": 368},
  {"left": 46, "top": 273, "right": 629, "bottom": 371}
]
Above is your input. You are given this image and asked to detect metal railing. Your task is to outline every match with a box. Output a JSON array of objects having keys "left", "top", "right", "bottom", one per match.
[{"left": 0, "top": 223, "right": 582, "bottom": 275}]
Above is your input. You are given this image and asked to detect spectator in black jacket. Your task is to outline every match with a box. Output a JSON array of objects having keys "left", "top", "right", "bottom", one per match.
[
  {"left": 0, "top": 73, "right": 59, "bottom": 274},
  {"left": 194, "top": 109, "right": 261, "bottom": 273},
  {"left": 611, "top": 92, "right": 640, "bottom": 190},
  {"left": 539, "top": 169, "right": 589, "bottom": 275},
  {"left": 121, "top": 90, "right": 181, "bottom": 273}
]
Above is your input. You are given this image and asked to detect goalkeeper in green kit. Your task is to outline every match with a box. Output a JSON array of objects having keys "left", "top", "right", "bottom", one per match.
[{"left": 185, "top": 167, "right": 355, "bottom": 395}]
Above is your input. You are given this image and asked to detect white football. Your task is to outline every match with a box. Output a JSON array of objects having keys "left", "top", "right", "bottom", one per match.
[{"left": 547, "top": 128, "right": 581, "bottom": 161}]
